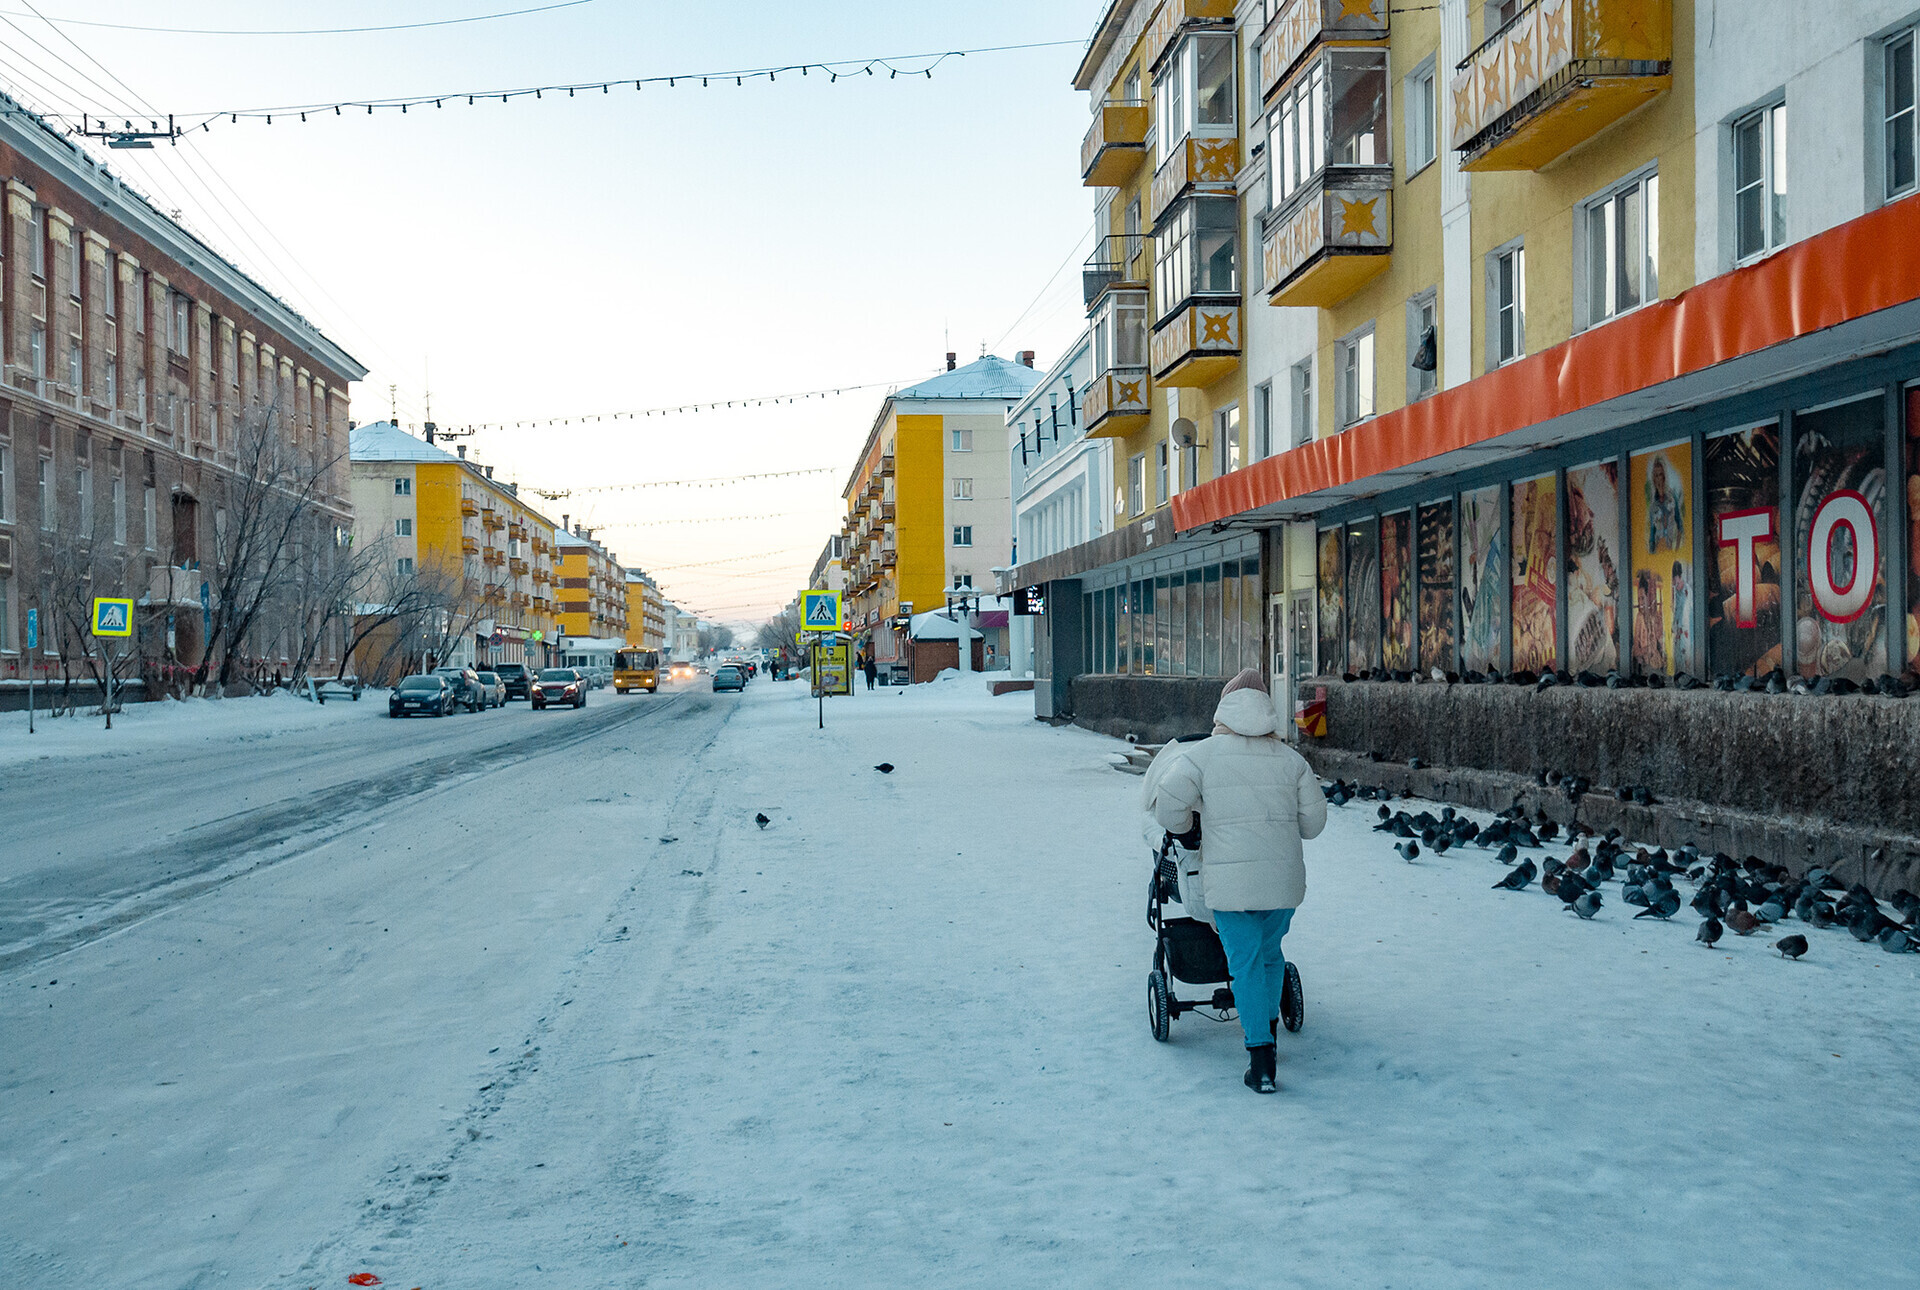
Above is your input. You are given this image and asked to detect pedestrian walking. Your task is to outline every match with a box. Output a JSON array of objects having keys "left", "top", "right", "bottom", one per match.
[
  {"left": 863, "top": 652, "right": 878, "bottom": 691},
  {"left": 1150, "top": 668, "right": 1327, "bottom": 1094}
]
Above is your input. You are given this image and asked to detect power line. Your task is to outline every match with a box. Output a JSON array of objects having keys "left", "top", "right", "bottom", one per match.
[
  {"left": 596, "top": 511, "right": 808, "bottom": 530},
  {"left": 442, "top": 376, "right": 921, "bottom": 432},
  {"left": 991, "top": 223, "right": 1093, "bottom": 354},
  {"left": 651, "top": 547, "right": 809, "bottom": 573},
  {"left": 6, "top": 0, "right": 603, "bottom": 37},
  {"left": 542, "top": 467, "right": 838, "bottom": 498}
]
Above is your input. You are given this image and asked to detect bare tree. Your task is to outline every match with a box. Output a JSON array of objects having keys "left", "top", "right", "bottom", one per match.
[
  {"left": 333, "top": 540, "right": 460, "bottom": 684},
  {"left": 757, "top": 605, "right": 806, "bottom": 662},
  {"left": 34, "top": 487, "right": 137, "bottom": 717}
]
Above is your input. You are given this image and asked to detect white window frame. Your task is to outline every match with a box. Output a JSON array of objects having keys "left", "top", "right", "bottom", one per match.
[
  {"left": 395, "top": 517, "right": 412, "bottom": 537},
  {"left": 0, "top": 445, "right": 7, "bottom": 522},
  {"left": 1405, "top": 55, "right": 1438, "bottom": 177},
  {"left": 1886, "top": 29, "right": 1918, "bottom": 201},
  {"left": 397, "top": 557, "right": 415, "bottom": 577},
  {"left": 112, "top": 474, "right": 126, "bottom": 545},
  {"left": 77, "top": 463, "right": 92, "bottom": 534},
  {"left": 1577, "top": 167, "right": 1659, "bottom": 329},
  {"left": 38, "top": 458, "right": 51, "bottom": 530},
  {"left": 394, "top": 476, "right": 412, "bottom": 496},
  {"left": 1334, "top": 324, "right": 1376, "bottom": 431},
  {"left": 1291, "top": 357, "right": 1315, "bottom": 447},
  {"left": 1407, "top": 288, "right": 1438, "bottom": 402},
  {"left": 29, "top": 206, "right": 45, "bottom": 279},
  {"left": 950, "top": 426, "right": 973, "bottom": 452},
  {"left": 1130, "top": 453, "right": 1147, "bottom": 515},
  {"left": 1215, "top": 404, "right": 1241, "bottom": 477},
  {"left": 952, "top": 477, "right": 973, "bottom": 501},
  {"left": 1732, "top": 99, "right": 1787, "bottom": 264},
  {"left": 952, "top": 524, "right": 973, "bottom": 548},
  {"left": 1253, "top": 381, "right": 1274, "bottom": 459},
  {"left": 143, "top": 484, "right": 155, "bottom": 550},
  {"left": 1155, "top": 442, "right": 1169, "bottom": 505},
  {"left": 1488, "top": 238, "right": 1527, "bottom": 367}
]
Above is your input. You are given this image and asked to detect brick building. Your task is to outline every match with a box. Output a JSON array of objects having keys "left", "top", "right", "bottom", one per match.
[{"left": 0, "top": 96, "right": 364, "bottom": 701}]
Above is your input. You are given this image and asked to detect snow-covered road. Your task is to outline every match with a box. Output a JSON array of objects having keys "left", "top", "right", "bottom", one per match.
[{"left": 3, "top": 677, "right": 1918, "bottom": 1287}]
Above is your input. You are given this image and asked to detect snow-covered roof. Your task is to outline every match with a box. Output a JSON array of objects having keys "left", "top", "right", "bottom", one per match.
[
  {"left": 909, "top": 610, "right": 981, "bottom": 642},
  {"left": 349, "top": 421, "right": 464, "bottom": 465},
  {"left": 895, "top": 354, "right": 1044, "bottom": 402}
]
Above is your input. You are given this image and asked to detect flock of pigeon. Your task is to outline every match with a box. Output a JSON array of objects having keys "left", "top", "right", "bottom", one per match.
[
  {"left": 1340, "top": 665, "right": 1918, "bottom": 698},
  {"left": 1320, "top": 778, "right": 1920, "bottom": 960}
]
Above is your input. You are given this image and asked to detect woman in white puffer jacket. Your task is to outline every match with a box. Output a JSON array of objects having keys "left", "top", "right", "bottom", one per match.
[{"left": 1151, "top": 668, "right": 1327, "bottom": 1094}]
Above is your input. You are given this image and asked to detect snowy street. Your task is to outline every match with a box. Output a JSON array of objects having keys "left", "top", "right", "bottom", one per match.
[{"left": 4, "top": 678, "right": 1919, "bottom": 1287}]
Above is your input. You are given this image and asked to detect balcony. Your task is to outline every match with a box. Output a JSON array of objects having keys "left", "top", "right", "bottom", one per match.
[
  {"left": 1150, "top": 301, "right": 1240, "bottom": 388},
  {"left": 510, "top": 557, "right": 529, "bottom": 576},
  {"left": 878, "top": 453, "right": 895, "bottom": 476},
  {"left": 879, "top": 545, "right": 897, "bottom": 568},
  {"left": 146, "top": 563, "right": 203, "bottom": 608},
  {"left": 880, "top": 502, "right": 895, "bottom": 523},
  {"left": 533, "top": 596, "right": 550, "bottom": 613},
  {"left": 1451, "top": 0, "right": 1671, "bottom": 172},
  {"left": 1083, "top": 234, "right": 1151, "bottom": 309},
  {"left": 1081, "top": 100, "right": 1150, "bottom": 187},
  {"left": 1263, "top": 171, "right": 1393, "bottom": 308},
  {"left": 481, "top": 508, "right": 504, "bottom": 531},
  {"left": 1144, "top": 0, "right": 1235, "bottom": 73},
  {"left": 484, "top": 547, "right": 505, "bottom": 566},
  {"left": 1259, "top": 0, "right": 1389, "bottom": 105},
  {"left": 484, "top": 585, "right": 506, "bottom": 604},
  {"left": 1149, "top": 134, "right": 1239, "bottom": 224},
  {"left": 534, "top": 568, "right": 550, "bottom": 585},
  {"left": 508, "top": 521, "right": 527, "bottom": 541},
  {"left": 1084, "top": 368, "right": 1152, "bottom": 440},
  {"left": 461, "top": 536, "right": 480, "bottom": 556}
]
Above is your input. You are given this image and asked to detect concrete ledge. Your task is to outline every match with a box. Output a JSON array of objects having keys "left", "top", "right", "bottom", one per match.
[
  {"left": 989, "top": 680, "right": 1034, "bottom": 696},
  {"left": 1303, "top": 746, "right": 1920, "bottom": 900},
  {"left": 1069, "top": 675, "right": 1223, "bottom": 745}
]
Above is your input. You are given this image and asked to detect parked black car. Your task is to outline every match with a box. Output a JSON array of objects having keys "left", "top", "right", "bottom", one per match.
[
  {"left": 494, "top": 662, "right": 534, "bottom": 700},
  {"left": 531, "top": 667, "right": 587, "bottom": 710},
  {"left": 432, "top": 666, "right": 487, "bottom": 713},
  {"left": 390, "top": 673, "right": 457, "bottom": 717}
]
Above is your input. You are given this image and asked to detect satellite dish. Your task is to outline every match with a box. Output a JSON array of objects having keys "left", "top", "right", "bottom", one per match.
[{"left": 1171, "top": 417, "right": 1198, "bottom": 450}]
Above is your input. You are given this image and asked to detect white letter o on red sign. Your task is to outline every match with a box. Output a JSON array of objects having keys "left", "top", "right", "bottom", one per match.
[{"left": 1807, "top": 490, "right": 1877, "bottom": 624}]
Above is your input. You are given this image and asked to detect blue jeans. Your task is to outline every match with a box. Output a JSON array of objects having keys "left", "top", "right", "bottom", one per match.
[{"left": 1213, "top": 908, "right": 1295, "bottom": 1049}]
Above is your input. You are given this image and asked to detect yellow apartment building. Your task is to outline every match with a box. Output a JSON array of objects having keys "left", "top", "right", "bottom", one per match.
[{"left": 554, "top": 524, "right": 627, "bottom": 642}]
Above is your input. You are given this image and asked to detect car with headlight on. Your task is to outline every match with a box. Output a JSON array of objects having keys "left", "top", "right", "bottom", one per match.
[{"left": 531, "top": 667, "right": 588, "bottom": 709}]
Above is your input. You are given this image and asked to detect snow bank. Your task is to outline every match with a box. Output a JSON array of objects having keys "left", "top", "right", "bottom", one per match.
[{"left": 0, "top": 686, "right": 381, "bottom": 767}]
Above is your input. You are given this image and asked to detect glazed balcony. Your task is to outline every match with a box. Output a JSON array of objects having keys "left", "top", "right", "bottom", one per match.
[
  {"left": 1149, "top": 133, "right": 1239, "bottom": 224},
  {"left": 1149, "top": 302, "right": 1240, "bottom": 388},
  {"left": 1259, "top": 0, "right": 1389, "bottom": 105},
  {"left": 508, "top": 521, "right": 527, "bottom": 541},
  {"left": 1081, "top": 100, "right": 1150, "bottom": 187},
  {"left": 1451, "top": 0, "right": 1672, "bottom": 172},
  {"left": 459, "top": 497, "right": 478, "bottom": 517},
  {"left": 1083, "top": 234, "right": 1151, "bottom": 309},
  {"left": 461, "top": 536, "right": 480, "bottom": 556},
  {"left": 1084, "top": 368, "right": 1151, "bottom": 440},
  {"left": 1144, "top": 0, "right": 1235, "bottom": 73},
  {"left": 1262, "top": 170, "right": 1393, "bottom": 308}
]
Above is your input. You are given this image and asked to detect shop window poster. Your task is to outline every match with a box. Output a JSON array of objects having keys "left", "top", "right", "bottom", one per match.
[
  {"left": 1316, "top": 527, "right": 1344, "bottom": 675},
  {"left": 1346, "top": 518, "right": 1383, "bottom": 672},
  {"left": 1460, "top": 485, "right": 1505, "bottom": 673},
  {"left": 1793, "top": 396, "right": 1887, "bottom": 679},
  {"left": 1629, "top": 441, "right": 1694, "bottom": 675},
  {"left": 1380, "top": 511, "right": 1415, "bottom": 672},
  {"left": 1510, "top": 474, "right": 1559, "bottom": 674},
  {"left": 1704, "top": 425, "right": 1782, "bottom": 678},
  {"left": 1565, "top": 460, "right": 1621, "bottom": 674},
  {"left": 1416, "top": 501, "right": 1456, "bottom": 672},
  {"left": 1909, "top": 388, "right": 1920, "bottom": 670}
]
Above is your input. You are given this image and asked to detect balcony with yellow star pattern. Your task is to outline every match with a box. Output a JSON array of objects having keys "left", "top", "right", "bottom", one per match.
[
  {"left": 1143, "top": 0, "right": 1236, "bottom": 76},
  {"left": 1258, "top": 0, "right": 1389, "bottom": 107},
  {"left": 1262, "top": 172, "right": 1393, "bottom": 308},
  {"left": 1084, "top": 368, "right": 1152, "bottom": 440},
  {"left": 1149, "top": 133, "right": 1240, "bottom": 225},
  {"left": 1450, "top": 0, "right": 1671, "bottom": 172},
  {"left": 1149, "top": 302, "right": 1240, "bottom": 389}
]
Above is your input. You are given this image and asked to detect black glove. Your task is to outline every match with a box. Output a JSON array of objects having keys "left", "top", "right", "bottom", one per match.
[{"left": 1171, "top": 817, "right": 1201, "bottom": 850}]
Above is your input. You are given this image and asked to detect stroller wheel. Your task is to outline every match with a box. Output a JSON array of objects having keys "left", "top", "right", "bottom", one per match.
[
  {"left": 1280, "top": 961, "right": 1304, "bottom": 1033},
  {"left": 1147, "top": 969, "right": 1171, "bottom": 1043}
]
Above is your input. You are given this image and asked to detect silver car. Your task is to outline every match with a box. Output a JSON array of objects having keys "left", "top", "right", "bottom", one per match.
[{"left": 473, "top": 670, "right": 507, "bottom": 708}]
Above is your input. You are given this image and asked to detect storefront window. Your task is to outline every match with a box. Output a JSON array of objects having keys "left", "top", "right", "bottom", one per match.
[
  {"left": 1346, "top": 518, "right": 1382, "bottom": 671},
  {"left": 1793, "top": 396, "right": 1887, "bottom": 679},
  {"left": 1222, "top": 559, "right": 1241, "bottom": 674},
  {"left": 1241, "top": 563, "right": 1261, "bottom": 676},
  {"left": 1203, "top": 564, "right": 1223, "bottom": 677},
  {"left": 1565, "top": 461, "right": 1623, "bottom": 674},
  {"left": 1155, "top": 575, "right": 1171, "bottom": 675},
  {"left": 1317, "top": 528, "right": 1344, "bottom": 674},
  {"left": 1136, "top": 580, "right": 1154, "bottom": 675},
  {"left": 1628, "top": 440, "right": 1696, "bottom": 676},
  {"left": 1116, "top": 581, "right": 1131, "bottom": 673},
  {"left": 1907, "top": 389, "right": 1920, "bottom": 671},
  {"left": 1187, "top": 571, "right": 1205, "bottom": 676},
  {"left": 1511, "top": 474, "right": 1559, "bottom": 673},
  {"left": 1417, "top": 501, "right": 1456, "bottom": 671},
  {"left": 1460, "top": 485, "right": 1505, "bottom": 673},
  {"left": 1380, "top": 512, "right": 1414, "bottom": 671},
  {"left": 1704, "top": 426, "right": 1782, "bottom": 678},
  {"left": 1170, "top": 573, "right": 1190, "bottom": 676}
]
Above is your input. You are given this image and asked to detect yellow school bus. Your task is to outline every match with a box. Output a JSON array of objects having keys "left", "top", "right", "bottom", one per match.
[{"left": 614, "top": 648, "right": 661, "bottom": 694}]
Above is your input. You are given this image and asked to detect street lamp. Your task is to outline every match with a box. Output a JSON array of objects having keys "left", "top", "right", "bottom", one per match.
[{"left": 944, "top": 587, "right": 980, "bottom": 676}]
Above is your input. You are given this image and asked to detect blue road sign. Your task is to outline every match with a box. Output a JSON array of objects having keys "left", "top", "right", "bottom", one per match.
[
  {"left": 801, "top": 590, "right": 843, "bottom": 631},
  {"left": 26, "top": 607, "right": 37, "bottom": 650}
]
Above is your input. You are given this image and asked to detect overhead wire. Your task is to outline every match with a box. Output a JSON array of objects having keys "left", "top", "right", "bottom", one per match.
[
  {"left": 990, "top": 222, "right": 1094, "bottom": 354},
  {"left": 443, "top": 376, "right": 924, "bottom": 432},
  {"left": 558, "top": 466, "right": 837, "bottom": 496},
  {"left": 9, "top": 1, "right": 604, "bottom": 37}
]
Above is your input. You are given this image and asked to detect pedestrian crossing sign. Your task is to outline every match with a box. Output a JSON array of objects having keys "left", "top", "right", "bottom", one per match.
[
  {"left": 91, "top": 597, "right": 135, "bottom": 638},
  {"left": 801, "top": 590, "right": 843, "bottom": 632}
]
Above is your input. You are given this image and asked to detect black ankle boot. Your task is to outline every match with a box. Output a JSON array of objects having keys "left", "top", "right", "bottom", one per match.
[{"left": 1243, "top": 1043, "right": 1277, "bottom": 1094}]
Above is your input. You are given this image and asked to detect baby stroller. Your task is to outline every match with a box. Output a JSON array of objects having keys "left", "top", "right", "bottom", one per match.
[{"left": 1146, "top": 827, "right": 1303, "bottom": 1042}]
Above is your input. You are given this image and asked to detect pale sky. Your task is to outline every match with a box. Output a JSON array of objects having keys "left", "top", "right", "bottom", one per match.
[{"left": 1, "top": 1, "right": 1099, "bottom": 624}]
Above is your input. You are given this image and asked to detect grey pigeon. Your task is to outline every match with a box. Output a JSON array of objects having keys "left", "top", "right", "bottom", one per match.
[
  {"left": 1569, "top": 889, "right": 1603, "bottom": 919},
  {"left": 1634, "top": 889, "right": 1682, "bottom": 920},
  {"left": 1878, "top": 927, "right": 1915, "bottom": 954},
  {"left": 1771, "top": 934, "right": 1808, "bottom": 960},
  {"left": 874, "top": 763, "right": 895, "bottom": 774},
  {"left": 755, "top": 812, "right": 771, "bottom": 829},
  {"left": 1493, "top": 860, "right": 1536, "bottom": 891},
  {"left": 1696, "top": 917, "right": 1723, "bottom": 947},
  {"left": 1396, "top": 840, "right": 1420, "bottom": 862}
]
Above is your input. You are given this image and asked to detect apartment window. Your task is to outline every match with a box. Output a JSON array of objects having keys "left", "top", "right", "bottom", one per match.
[
  {"left": 0, "top": 445, "right": 7, "bottom": 520},
  {"left": 38, "top": 459, "right": 51, "bottom": 530},
  {"left": 1091, "top": 289, "right": 1147, "bottom": 373},
  {"left": 394, "top": 476, "right": 412, "bottom": 496},
  {"left": 1581, "top": 169, "right": 1659, "bottom": 326},
  {"left": 952, "top": 477, "right": 973, "bottom": 500},
  {"left": 103, "top": 261, "right": 116, "bottom": 317},
  {"left": 1153, "top": 196, "right": 1238, "bottom": 319},
  {"left": 105, "top": 356, "right": 117, "bottom": 404},
  {"left": 1154, "top": 32, "right": 1234, "bottom": 164},
  {"left": 1335, "top": 325, "right": 1375, "bottom": 430},
  {"left": 112, "top": 475, "right": 125, "bottom": 544},
  {"left": 951, "top": 427, "right": 973, "bottom": 452},
  {"left": 170, "top": 294, "right": 190, "bottom": 354},
  {"left": 952, "top": 525, "right": 973, "bottom": 547},
  {"left": 952, "top": 573, "right": 974, "bottom": 589},
  {"left": 1489, "top": 240, "right": 1526, "bottom": 365},
  {"left": 397, "top": 557, "right": 415, "bottom": 577},
  {"left": 1486, "top": 0, "right": 1521, "bottom": 31},
  {"left": 1215, "top": 405, "right": 1241, "bottom": 476},
  {"left": 1407, "top": 288, "right": 1438, "bottom": 401},
  {"left": 1253, "top": 382, "right": 1273, "bottom": 459},
  {"left": 1888, "top": 30, "right": 1918, "bottom": 198},
  {"left": 67, "top": 339, "right": 81, "bottom": 393},
  {"left": 143, "top": 485, "right": 154, "bottom": 549},
  {"left": 1270, "top": 50, "right": 1390, "bottom": 209},
  {"left": 1405, "top": 56, "right": 1438, "bottom": 176},
  {"left": 30, "top": 326, "right": 45, "bottom": 379},
  {"left": 1129, "top": 453, "right": 1147, "bottom": 515},
  {"left": 29, "top": 206, "right": 45, "bottom": 278},
  {"left": 395, "top": 517, "right": 413, "bottom": 537},
  {"left": 1269, "top": 61, "right": 1327, "bottom": 207},
  {"left": 1155, "top": 441, "right": 1170, "bottom": 505},
  {"left": 1291, "top": 358, "right": 1315, "bottom": 447},
  {"left": 77, "top": 464, "right": 92, "bottom": 534},
  {"left": 135, "top": 373, "right": 147, "bottom": 418},
  {"left": 0, "top": 575, "right": 9, "bottom": 652},
  {"left": 1733, "top": 101, "right": 1787, "bottom": 262}
]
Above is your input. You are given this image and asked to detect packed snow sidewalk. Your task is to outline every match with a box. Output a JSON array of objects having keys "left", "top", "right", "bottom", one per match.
[
  {"left": 336, "top": 673, "right": 1920, "bottom": 1288},
  {"left": 0, "top": 685, "right": 379, "bottom": 767}
]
